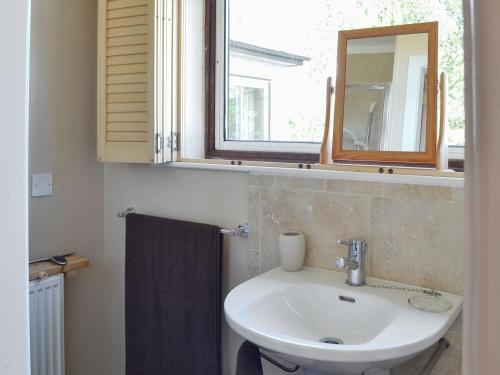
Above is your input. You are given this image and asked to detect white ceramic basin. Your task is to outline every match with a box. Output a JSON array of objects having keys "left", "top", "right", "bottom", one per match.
[{"left": 224, "top": 267, "right": 462, "bottom": 375}]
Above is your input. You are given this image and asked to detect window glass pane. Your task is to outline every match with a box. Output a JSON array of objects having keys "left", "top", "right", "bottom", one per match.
[
  {"left": 227, "top": 0, "right": 464, "bottom": 146},
  {"left": 227, "top": 76, "right": 269, "bottom": 141}
]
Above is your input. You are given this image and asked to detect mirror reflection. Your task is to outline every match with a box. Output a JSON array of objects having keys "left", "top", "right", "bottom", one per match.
[{"left": 342, "top": 34, "right": 428, "bottom": 152}]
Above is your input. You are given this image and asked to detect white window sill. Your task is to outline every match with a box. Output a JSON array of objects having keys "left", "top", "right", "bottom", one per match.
[{"left": 165, "top": 160, "right": 464, "bottom": 188}]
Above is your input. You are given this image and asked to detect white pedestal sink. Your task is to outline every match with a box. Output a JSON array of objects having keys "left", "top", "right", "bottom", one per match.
[{"left": 224, "top": 267, "right": 462, "bottom": 375}]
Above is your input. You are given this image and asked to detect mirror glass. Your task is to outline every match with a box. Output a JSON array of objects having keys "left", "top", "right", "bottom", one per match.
[{"left": 342, "top": 34, "right": 428, "bottom": 152}]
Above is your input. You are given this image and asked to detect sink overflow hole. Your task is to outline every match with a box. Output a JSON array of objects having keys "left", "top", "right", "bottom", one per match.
[
  {"left": 319, "top": 337, "right": 344, "bottom": 345},
  {"left": 339, "top": 295, "right": 356, "bottom": 303}
]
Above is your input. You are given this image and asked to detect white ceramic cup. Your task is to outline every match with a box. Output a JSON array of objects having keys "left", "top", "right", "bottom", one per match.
[{"left": 279, "top": 231, "right": 305, "bottom": 272}]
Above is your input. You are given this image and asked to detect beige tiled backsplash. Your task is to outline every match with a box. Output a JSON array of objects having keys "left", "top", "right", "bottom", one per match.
[{"left": 248, "top": 174, "right": 464, "bottom": 374}]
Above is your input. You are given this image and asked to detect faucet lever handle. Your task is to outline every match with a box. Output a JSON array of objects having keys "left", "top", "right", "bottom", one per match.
[
  {"left": 335, "top": 256, "right": 359, "bottom": 270},
  {"left": 335, "top": 256, "right": 346, "bottom": 268},
  {"left": 337, "top": 239, "right": 367, "bottom": 253}
]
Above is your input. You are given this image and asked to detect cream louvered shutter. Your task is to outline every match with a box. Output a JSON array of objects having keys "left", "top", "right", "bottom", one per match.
[{"left": 97, "top": 0, "right": 174, "bottom": 163}]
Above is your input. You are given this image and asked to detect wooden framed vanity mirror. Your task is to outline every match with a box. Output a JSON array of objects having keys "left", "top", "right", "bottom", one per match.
[{"left": 332, "top": 22, "right": 438, "bottom": 166}]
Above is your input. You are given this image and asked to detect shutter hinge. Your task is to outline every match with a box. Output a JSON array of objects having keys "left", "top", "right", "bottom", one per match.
[
  {"left": 172, "top": 132, "right": 179, "bottom": 152},
  {"left": 155, "top": 133, "right": 164, "bottom": 154}
]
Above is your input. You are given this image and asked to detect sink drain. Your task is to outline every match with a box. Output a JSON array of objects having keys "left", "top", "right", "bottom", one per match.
[{"left": 319, "top": 337, "right": 344, "bottom": 345}]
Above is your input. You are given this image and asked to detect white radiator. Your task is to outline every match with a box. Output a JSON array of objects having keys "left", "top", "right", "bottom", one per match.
[{"left": 29, "top": 274, "right": 65, "bottom": 375}]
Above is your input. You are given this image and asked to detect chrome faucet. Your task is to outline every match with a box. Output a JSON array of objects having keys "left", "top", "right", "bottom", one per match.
[{"left": 335, "top": 239, "right": 367, "bottom": 286}]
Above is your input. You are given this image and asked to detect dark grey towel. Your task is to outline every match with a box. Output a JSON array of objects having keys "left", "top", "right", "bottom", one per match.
[
  {"left": 125, "top": 214, "right": 222, "bottom": 375},
  {"left": 236, "top": 341, "right": 263, "bottom": 375}
]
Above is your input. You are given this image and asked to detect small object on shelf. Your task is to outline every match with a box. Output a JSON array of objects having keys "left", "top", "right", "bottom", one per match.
[
  {"left": 29, "top": 251, "right": 75, "bottom": 264},
  {"left": 279, "top": 231, "right": 305, "bottom": 272},
  {"left": 50, "top": 255, "right": 68, "bottom": 266}
]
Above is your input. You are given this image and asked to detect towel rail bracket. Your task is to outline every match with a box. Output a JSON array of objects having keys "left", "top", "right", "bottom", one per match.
[
  {"left": 220, "top": 223, "right": 249, "bottom": 238},
  {"left": 117, "top": 207, "right": 136, "bottom": 217}
]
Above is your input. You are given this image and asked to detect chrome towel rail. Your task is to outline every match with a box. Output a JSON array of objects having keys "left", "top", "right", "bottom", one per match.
[{"left": 116, "top": 207, "right": 249, "bottom": 238}]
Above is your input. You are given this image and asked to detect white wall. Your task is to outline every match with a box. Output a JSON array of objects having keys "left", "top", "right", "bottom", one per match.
[
  {"left": 0, "top": 1, "right": 31, "bottom": 374},
  {"left": 103, "top": 165, "right": 250, "bottom": 375},
  {"left": 28, "top": 0, "right": 106, "bottom": 374},
  {"left": 463, "top": 0, "right": 500, "bottom": 372},
  {"left": 29, "top": 0, "right": 102, "bottom": 261}
]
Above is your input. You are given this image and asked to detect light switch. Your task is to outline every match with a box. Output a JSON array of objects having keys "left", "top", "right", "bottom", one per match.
[{"left": 32, "top": 173, "right": 53, "bottom": 197}]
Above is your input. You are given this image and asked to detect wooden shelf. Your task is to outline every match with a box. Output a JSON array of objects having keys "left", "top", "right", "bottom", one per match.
[{"left": 29, "top": 255, "right": 90, "bottom": 281}]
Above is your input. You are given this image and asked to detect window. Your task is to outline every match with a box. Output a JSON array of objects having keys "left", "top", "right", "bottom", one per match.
[
  {"left": 227, "top": 75, "right": 270, "bottom": 142},
  {"left": 205, "top": 0, "right": 465, "bottom": 163}
]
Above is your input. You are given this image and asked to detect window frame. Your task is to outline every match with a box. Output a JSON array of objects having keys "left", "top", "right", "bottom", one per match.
[
  {"left": 204, "top": 0, "right": 320, "bottom": 163},
  {"left": 203, "top": 0, "right": 464, "bottom": 168}
]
